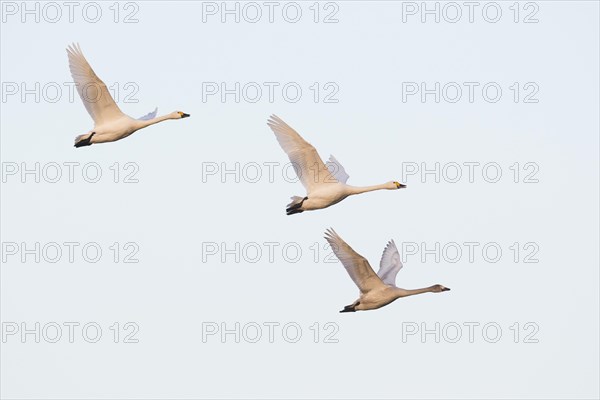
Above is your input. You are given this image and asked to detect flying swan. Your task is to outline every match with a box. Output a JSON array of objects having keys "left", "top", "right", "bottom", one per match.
[
  {"left": 267, "top": 115, "right": 406, "bottom": 215},
  {"left": 324, "top": 228, "right": 450, "bottom": 312},
  {"left": 67, "top": 43, "right": 190, "bottom": 147}
]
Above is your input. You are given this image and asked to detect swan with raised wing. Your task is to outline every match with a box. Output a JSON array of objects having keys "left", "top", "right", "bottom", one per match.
[
  {"left": 67, "top": 43, "right": 190, "bottom": 147},
  {"left": 267, "top": 115, "right": 406, "bottom": 215},
  {"left": 324, "top": 228, "right": 450, "bottom": 312}
]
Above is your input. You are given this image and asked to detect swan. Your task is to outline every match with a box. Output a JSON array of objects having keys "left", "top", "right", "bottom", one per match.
[
  {"left": 267, "top": 115, "right": 406, "bottom": 215},
  {"left": 67, "top": 43, "right": 190, "bottom": 147},
  {"left": 324, "top": 228, "right": 450, "bottom": 312}
]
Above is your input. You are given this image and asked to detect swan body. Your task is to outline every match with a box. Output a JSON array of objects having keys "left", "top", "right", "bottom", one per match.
[
  {"left": 267, "top": 115, "right": 406, "bottom": 214},
  {"left": 324, "top": 228, "right": 450, "bottom": 312},
  {"left": 67, "top": 43, "right": 190, "bottom": 147}
]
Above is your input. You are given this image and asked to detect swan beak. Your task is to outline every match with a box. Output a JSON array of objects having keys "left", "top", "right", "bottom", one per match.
[
  {"left": 442, "top": 287, "right": 451, "bottom": 292},
  {"left": 181, "top": 113, "right": 190, "bottom": 118},
  {"left": 396, "top": 182, "right": 406, "bottom": 189}
]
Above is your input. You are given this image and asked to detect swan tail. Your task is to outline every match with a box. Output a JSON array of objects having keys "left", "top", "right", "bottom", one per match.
[
  {"left": 286, "top": 196, "right": 307, "bottom": 215},
  {"left": 339, "top": 304, "right": 357, "bottom": 313},
  {"left": 74, "top": 132, "right": 95, "bottom": 148},
  {"left": 286, "top": 196, "right": 304, "bottom": 208}
]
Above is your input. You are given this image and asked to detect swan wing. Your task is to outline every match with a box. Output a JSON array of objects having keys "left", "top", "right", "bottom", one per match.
[
  {"left": 67, "top": 43, "right": 124, "bottom": 125},
  {"left": 326, "top": 155, "right": 350, "bottom": 184},
  {"left": 377, "top": 240, "right": 403, "bottom": 286},
  {"left": 138, "top": 107, "right": 158, "bottom": 121},
  {"left": 324, "top": 228, "right": 385, "bottom": 294},
  {"left": 268, "top": 115, "right": 339, "bottom": 193}
]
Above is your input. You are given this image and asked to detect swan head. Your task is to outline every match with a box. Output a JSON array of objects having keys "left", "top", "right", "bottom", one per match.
[
  {"left": 391, "top": 181, "right": 407, "bottom": 189},
  {"left": 175, "top": 111, "right": 190, "bottom": 119},
  {"left": 431, "top": 284, "right": 451, "bottom": 293}
]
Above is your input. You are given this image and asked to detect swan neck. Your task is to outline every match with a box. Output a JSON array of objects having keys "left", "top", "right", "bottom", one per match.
[
  {"left": 347, "top": 183, "right": 389, "bottom": 195},
  {"left": 395, "top": 286, "right": 436, "bottom": 298},
  {"left": 137, "top": 114, "right": 174, "bottom": 129}
]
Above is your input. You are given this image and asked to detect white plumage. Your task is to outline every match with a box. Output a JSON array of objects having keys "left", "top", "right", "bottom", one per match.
[
  {"left": 267, "top": 115, "right": 406, "bottom": 215},
  {"left": 67, "top": 43, "right": 190, "bottom": 147},
  {"left": 324, "top": 228, "right": 450, "bottom": 312}
]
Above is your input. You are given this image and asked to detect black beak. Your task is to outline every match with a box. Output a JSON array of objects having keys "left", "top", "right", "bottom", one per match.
[
  {"left": 442, "top": 287, "right": 451, "bottom": 292},
  {"left": 181, "top": 113, "right": 190, "bottom": 118}
]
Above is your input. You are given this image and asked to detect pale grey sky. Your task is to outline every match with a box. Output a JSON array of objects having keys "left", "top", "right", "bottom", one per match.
[{"left": 1, "top": 1, "right": 599, "bottom": 399}]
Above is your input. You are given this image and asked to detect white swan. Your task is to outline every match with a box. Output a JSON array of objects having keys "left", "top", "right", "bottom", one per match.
[
  {"left": 67, "top": 43, "right": 190, "bottom": 147},
  {"left": 324, "top": 228, "right": 450, "bottom": 312},
  {"left": 267, "top": 115, "right": 406, "bottom": 215}
]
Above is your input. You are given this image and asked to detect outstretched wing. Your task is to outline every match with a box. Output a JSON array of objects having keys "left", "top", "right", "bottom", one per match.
[
  {"left": 326, "top": 155, "right": 350, "bottom": 184},
  {"left": 377, "top": 240, "right": 403, "bottom": 286},
  {"left": 67, "top": 43, "right": 124, "bottom": 125},
  {"left": 324, "top": 228, "right": 385, "bottom": 294},
  {"left": 138, "top": 107, "right": 158, "bottom": 121},
  {"left": 267, "top": 115, "right": 340, "bottom": 193}
]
